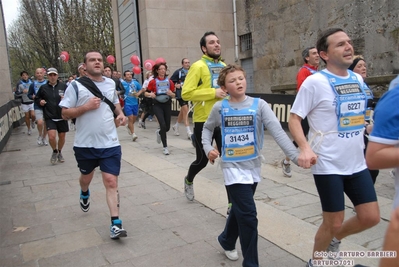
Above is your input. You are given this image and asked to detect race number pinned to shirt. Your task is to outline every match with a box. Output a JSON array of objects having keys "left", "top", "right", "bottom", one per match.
[
  {"left": 321, "top": 70, "right": 367, "bottom": 132},
  {"left": 221, "top": 98, "right": 259, "bottom": 162},
  {"left": 204, "top": 59, "right": 224, "bottom": 89}
]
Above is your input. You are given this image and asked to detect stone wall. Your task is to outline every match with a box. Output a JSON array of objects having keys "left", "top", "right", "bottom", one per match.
[
  {"left": 0, "top": 4, "right": 14, "bottom": 106},
  {"left": 236, "top": 0, "right": 399, "bottom": 93}
]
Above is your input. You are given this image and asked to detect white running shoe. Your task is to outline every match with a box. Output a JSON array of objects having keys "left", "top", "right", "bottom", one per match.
[
  {"left": 281, "top": 159, "right": 292, "bottom": 177},
  {"left": 184, "top": 176, "right": 194, "bottom": 201},
  {"left": 37, "top": 136, "right": 43, "bottom": 146},
  {"left": 42, "top": 137, "right": 48, "bottom": 146},
  {"left": 127, "top": 126, "right": 132, "bottom": 135},
  {"left": 132, "top": 133, "right": 138, "bottom": 141},
  {"left": 216, "top": 236, "right": 239, "bottom": 261},
  {"left": 163, "top": 147, "right": 170, "bottom": 155},
  {"left": 156, "top": 129, "right": 161, "bottom": 144},
  {"left": 187, "top": 130, "right": 192, "bottom": 140},
  {"left": 27, "top": 129, "right": 32, "bottom": 135},
  {"left": 172, "top": 125, "right": 180, "bottom": 136}
]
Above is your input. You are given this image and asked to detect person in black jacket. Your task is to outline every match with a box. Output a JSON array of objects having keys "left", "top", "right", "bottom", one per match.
[{"left": 35, "top": 68, "right": 69, "bottom": 165}]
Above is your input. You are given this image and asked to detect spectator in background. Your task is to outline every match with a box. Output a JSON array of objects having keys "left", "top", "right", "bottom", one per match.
[
  {"left": 146, "top": 62, "right": 175, "bottom": 155},
  {"left": 66, "top": 75, "right": 74, "bottom": 86},
  {"left": 121, "top": 70, "right": 144, "bottom": 141},
  {"left": 35, "top": 68, "right": 68, "bottom": 165},
  {"left": 348, "top": 55, "right": 379, "bottom": 184},
  {"left": 103, "top": 65, "right": 125, "bottom": 105},
  {"left": 138, "top": 71, "right": 154, "bottom": 129},
  {"left": 170, "top": 58, "right": 193, "bottom": 139},
  {"left": 15, "top": 71, "right": 35, "bottom": 135},
  {"left": 28, "top": 68, "right": 48, "bottom": 146},
  {"left": 281, "top": 46, "right": 319, "bottom": 178}
]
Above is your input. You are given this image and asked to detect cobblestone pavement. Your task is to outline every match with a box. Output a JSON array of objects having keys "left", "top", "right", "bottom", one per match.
[{"left": 0, "top": 118, "right": 394, "bottom": 266}]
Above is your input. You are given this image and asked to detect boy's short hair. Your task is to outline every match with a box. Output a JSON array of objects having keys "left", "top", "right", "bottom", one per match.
[
  {"left": 20, "top": 71, "right": 29, "bottom": 76},
  {"left": 217, "top": 64, "right": 246, "bottom": 87}
]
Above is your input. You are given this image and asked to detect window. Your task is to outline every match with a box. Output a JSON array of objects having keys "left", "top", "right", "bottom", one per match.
[{"left": 240, "top": 33, "right": 252, "bottom": 52}]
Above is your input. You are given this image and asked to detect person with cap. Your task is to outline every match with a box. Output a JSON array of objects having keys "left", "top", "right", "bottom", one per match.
[
  {"left": 281, "top": 46, "right": 320, "bottom": 178},
  {"left": 28, "top": 68, "right": 49, "bottom": 146},
  {"left": 348, "top": 55, "right": 379, "bottom": 184},
  {"left": 34, "top": 68, "right": 69, "bottom": 164},
  {"left": 76, "top": 63, "right": 86, "bottom": 79}
]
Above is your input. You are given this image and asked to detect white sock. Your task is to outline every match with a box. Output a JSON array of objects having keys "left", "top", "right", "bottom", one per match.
[
  {"left": 284, "top": 159, "right": 290, "bottom": 164},
  {"left": 186, "top": 126, "right": 191, "bottom": 131}
]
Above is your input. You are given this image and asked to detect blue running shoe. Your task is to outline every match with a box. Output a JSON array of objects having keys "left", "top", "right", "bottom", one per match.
[
  {"left": 80, "top": 190, "right": 90, "bottom": 212},
  {"left": 110, "top": 219, "right": 127, "bottom": 239}
]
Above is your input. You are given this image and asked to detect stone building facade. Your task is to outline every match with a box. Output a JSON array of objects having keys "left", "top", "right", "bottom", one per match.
[
  {"left": 111, "top": 0, "right": 235, "bottom": 84},
  {"left": 113, "top": 0, "right": 399, "bottom": 93},
  {"left": 236, "top": 0, "right": 399, "bottom": 93}
]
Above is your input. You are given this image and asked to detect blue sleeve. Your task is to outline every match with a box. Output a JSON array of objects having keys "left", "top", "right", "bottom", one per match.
[
  {"left": 370, "top": 87, "right": 399, "bottom": 141},
  {"left": 134, "top": 80, "right": 142, "bottom": 90}
]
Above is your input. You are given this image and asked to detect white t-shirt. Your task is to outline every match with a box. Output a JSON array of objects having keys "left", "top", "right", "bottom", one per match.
[
  {"left": 290, "top": 70, "right": 367, "bottom": 175},
  {"left": 59, "top": 77, "right": 120, "bottom": 148}
]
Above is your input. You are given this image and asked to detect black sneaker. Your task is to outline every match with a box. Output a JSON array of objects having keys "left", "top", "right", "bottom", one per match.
[
  {"left": 110, "top": 219, "right": 127, "bottom": 239},
  {"left": 80, "top": 190, "right": 90, "bottom": 212}
]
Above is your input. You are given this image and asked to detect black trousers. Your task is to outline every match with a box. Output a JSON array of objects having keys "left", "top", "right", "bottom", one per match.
[{"left": 153, "top": 101, "right": 171, "bottom": 148}]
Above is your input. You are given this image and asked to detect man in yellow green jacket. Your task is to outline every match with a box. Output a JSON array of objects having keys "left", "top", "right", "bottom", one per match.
[{"left": 182, "top": 31, "right": 228, "bottom": 203}]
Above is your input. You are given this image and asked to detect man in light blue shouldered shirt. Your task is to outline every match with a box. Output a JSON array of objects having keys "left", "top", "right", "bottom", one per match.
[{"left": 288, "top": 28, "right": 380, "bottom": 267}]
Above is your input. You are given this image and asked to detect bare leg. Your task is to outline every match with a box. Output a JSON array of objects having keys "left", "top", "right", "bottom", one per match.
[
  {"left": 24, "top": 112, "right": 31, "bottom": 130},
  {"left": 334, "top": 201, "right": 380, "bottom": 240},
  {"left": 312, "top": 211, "right": 345, "bottom": 259},
  {"left": 102, "top": 172, "right": 119, "bottom": 217},
  {"left": 79, "top": 171, "right": 95, "bottom": 192},
  {"left": 379, "top": 207, "right": 399, "bottom": 267},
  {"left": 58, "top": 132, "right": 66, "bottom": 151},
  {"left": 47, "top": 129, "right": 57, "bottom": 150}
]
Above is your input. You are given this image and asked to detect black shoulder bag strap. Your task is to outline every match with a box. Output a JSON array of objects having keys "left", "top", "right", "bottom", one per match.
[{"left": 77, "top": 76, "right": 117, "bottom": 118}]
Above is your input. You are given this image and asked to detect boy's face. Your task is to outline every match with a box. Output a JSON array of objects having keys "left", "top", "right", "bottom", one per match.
[{"left": 222, "top": 70, "right": 246, "bottom": 98}]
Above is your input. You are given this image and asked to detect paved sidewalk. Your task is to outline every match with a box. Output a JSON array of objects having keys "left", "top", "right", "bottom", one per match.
[{"left": 0, "top": 118, "right": 394, "bottom": 267}]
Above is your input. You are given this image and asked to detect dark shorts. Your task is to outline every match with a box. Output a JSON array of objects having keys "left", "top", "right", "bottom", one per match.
[
  {"left": 46, "top": 119, "right": 69, "bottom": 133},
  {"left": 73, "top": 146, "right": 121, "bottom": 176},
  {"left": 314, "top": 169, "right": 377, "bottom": 212},
  {"left": 177, "top": 98, "right": 188, "bottom": 107}
]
